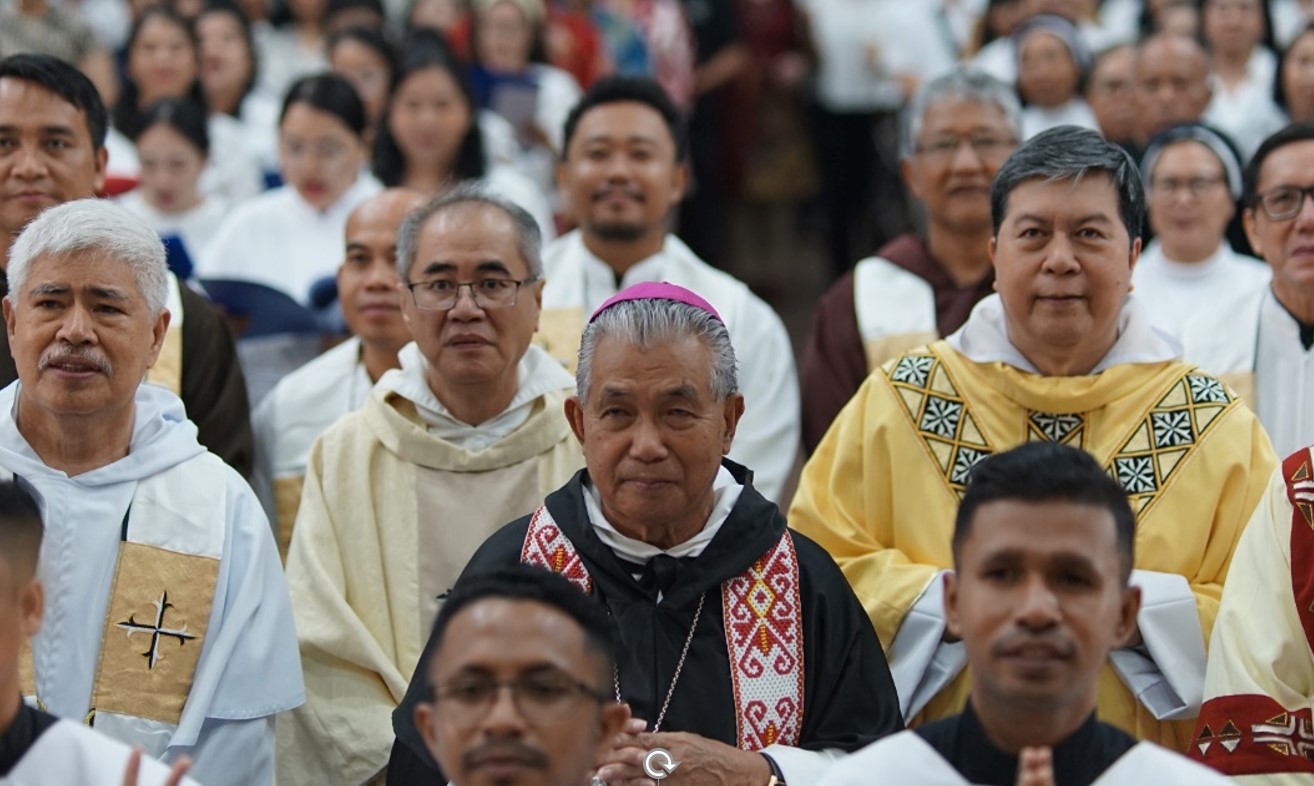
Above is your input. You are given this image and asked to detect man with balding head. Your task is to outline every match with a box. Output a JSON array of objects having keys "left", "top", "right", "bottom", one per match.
[
  {"left": 1133, "top": 35, "right": 1213, "bottom": 151},
  {"left": 278, "top": 185, "right": 584, "bottom": 786},
  {"left": 252, "top": 187, "right": 426, "bottom": 558}
]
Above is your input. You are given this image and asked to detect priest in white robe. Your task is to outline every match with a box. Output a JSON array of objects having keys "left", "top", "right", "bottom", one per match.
[
  {"left": 1192, "top": 446, "right": 1314, "bottom": 784},
  {"left": 0, "top": 200, "right": 302, "bottom": 786},
  {"left": 0, "top": 478, "right": 200, "bottom": 786},
  {"left": 1135, "top": 124, "right": 1271, "bottom": 401},
  {"left": 252, "top": 188, "right": 426, "bottom": 559},
  {"left": 277, "top": 186, "right": 584, "bottom": 786},
  {"left": 1233, "top": 124, "right": 1314, "bottom": 458},
  {"left": 819, "top": 444, "right": 1233, "bottom": 786},
  {"left": 537, "top": 76, "right": 799, "bottom": 502}
]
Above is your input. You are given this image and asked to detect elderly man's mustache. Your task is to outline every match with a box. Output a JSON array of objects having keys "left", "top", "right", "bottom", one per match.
[{"left": 39, "top": 344, "right": 112, "bottom": 375}]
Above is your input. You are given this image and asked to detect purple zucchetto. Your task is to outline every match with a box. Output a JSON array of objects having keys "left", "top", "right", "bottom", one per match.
[{"left": 587, "top": 281, "right": 724, "bottom": 324}]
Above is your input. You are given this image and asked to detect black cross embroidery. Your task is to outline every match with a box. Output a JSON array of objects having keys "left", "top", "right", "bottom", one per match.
[{"left": 116, "top": 591, "right": 196, "bottom": 669}]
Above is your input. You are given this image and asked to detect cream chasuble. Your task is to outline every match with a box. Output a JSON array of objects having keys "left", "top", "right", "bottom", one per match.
[
  {"left": 790, "top": 295, "right": 1277, "bottom": 750},
  {"left": 278, "top": 349, "right": 583, "bottom": 786}
]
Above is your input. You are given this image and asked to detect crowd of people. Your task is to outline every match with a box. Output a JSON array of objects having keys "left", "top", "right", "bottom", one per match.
[{"left": 2, "top": 0, "right": 1314, "bottom": 785}]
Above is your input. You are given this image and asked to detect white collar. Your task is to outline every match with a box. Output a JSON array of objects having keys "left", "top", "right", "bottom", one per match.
[
  {"left": 375, "top": 342, "right": 573, "bottom": 450},
  {"left": 585, "top": 465, "right": 743, "bottom": 563},
  {"left": 947, "top": 293, "right": 1181, "bottom": 374}
]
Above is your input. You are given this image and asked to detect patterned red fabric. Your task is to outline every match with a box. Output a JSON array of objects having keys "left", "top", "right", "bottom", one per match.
[
  {"left": 1287, "top": 449, "right": 1314, "bottom": 655},
  {"left": 722, "top": 532, "right": 804, "bottom": 750},
  {"left": 1194, "top": 694, "right": 1314, "bottom": 774},
  {"left": 519, "top": 504, "right": 806, "bottom": 749},
  {"left": 520, "top": 506, "right": 592, "bottom": 594}
]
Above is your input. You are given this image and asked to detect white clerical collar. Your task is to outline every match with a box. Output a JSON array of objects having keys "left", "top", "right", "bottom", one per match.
[
  {"left": 947, "top": 293, "right": 1181, "bottom": 374},
  {"left": 585, "top": 465, "right": 744, "bottom": 563},
  {"left": 1144, "top": 240, "right": 1230, "bottom": 280},
  {"left": 376, "top": 342, "right": 574, "bottom": 450}
]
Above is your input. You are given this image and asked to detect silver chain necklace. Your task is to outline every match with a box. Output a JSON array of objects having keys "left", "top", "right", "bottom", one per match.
[{"left": 612, "top": 590, "right": 707, "bottom": 733}]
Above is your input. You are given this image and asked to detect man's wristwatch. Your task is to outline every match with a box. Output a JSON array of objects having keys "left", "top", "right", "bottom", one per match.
[{"left": 761, "top": 753, "right": 787, "bottom": 786}]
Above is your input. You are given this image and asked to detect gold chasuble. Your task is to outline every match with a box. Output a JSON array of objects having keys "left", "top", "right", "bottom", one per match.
[{"left": 790, "top": 341, "right": 1277, "bottom": 750}]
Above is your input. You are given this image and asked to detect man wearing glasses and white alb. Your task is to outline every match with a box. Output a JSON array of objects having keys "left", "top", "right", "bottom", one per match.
[
  {"left": 1227, "top": 123, "right": 1314, "bottom": 458},
  {"left": 275, "top": 185, "right": 585, "bottom": 786}
]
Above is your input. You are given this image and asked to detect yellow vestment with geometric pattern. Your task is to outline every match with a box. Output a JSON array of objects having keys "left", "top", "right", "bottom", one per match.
[{"left": 790, "top": 340, "right": 1277, "bottom": 750}]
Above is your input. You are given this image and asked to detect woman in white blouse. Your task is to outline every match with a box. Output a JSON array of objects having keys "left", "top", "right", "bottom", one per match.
[
  {"left": 199, "top": 73, "right": 381, "bottom": 305},
  {"left": 118, "top": 98, "right": 227, "bottom": 281},
  {"left": 1201, "top": 0, "right": 1287, "bottom": 157}
]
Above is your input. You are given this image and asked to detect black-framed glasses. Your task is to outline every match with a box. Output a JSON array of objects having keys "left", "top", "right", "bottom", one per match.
[
  {"left": 1253, "top": 185, "right": 1314, "bottom": 221},
  {"left": 430, "top": 672, "right": 611, "bottom": 723},
  {"left": 405, "top": 277, "right": 537, "bottom": 311},
  {"left": 914, "top": 133, "right": 1018, "bottom": 161}
]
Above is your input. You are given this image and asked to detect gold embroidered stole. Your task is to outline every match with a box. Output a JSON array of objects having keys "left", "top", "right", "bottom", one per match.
[
  {"left": 18, "top": 456, "right": 226, "bottom": 728},
  {"left": 534, "top": 307, "right": 586, "bottom": 372}
]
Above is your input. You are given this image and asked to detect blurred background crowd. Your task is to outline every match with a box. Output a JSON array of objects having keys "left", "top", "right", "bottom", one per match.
[{"left": 0, "top": 0, "right": 1303, "bottom": 377}]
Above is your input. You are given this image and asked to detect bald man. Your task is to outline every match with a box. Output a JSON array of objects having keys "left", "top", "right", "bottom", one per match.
[
  {"left": 252, "top": 187, "right": 426, "bottom": 559},
  {"left": 1133, "top": 35, "right": 1213, "bottom": 151}
]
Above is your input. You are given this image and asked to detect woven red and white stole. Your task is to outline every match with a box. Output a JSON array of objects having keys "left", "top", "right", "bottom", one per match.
[{"left": 520, "top": 504, "right": 805, "bottom": 750}]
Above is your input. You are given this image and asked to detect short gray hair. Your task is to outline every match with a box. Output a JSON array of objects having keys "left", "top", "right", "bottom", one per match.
[
  {"left": 901, "top": 67, "right": 1023, "bottom": 160},
  {"left": 7, "top": 198, "right": 169, "bottom": 318},
  {"left": 576, "top": 298, "right": 737, "bottom": 404},
  {"left": 395, "top": 184, "right": 543, "bottom": 281},
  {"left": 990, "top": 125, "right": 1144, "bottom": 243}
]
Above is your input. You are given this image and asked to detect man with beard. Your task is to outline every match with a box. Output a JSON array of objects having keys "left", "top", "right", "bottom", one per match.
[{"left": 536, "top": 76, "right": 799, "bottom": 502}]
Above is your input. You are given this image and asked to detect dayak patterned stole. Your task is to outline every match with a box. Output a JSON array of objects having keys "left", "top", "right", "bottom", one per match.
[
  {"left": 16, "top": 455, "right": 227, "bottom": 753},
  {"left": 520, "top": 504, "right": 806, "bottom": 749}
]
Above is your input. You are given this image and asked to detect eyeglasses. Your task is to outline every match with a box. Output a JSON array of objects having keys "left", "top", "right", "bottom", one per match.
[
  {"left": 914, "top": 133, "right": 1017, "bottom": 161},
  {"left": 1150, "top": 176, "right": 1226, "bottom": 198},
  {"left": 1253, "top": 185, "right": 1314, "bottom": 221},
  {"left": 431, "top": 672, "right": 610, "bottom": 724},
  {"left": 405, "top": 277, "right": 537, "bottom": 311}
]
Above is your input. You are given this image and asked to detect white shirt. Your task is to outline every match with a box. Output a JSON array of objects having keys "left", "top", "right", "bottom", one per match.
[
  {"left": 197, "top": 176, "right": 382, "bottom": 305},
  {"left": 1255, "top": 290, "right": 1314, "bottom": 458},
  {"left": 1203, "top": 47, "right": 1287, "bottom": 158},
  {"left": 251, "top": 336, "right": 371, "bottom": 521},
  {"left": 1132, "top": 241, "right": 1271, "bottom": 377},
  {"left": 1020, "top": 99, "right": 1100, "bottom": 140}
]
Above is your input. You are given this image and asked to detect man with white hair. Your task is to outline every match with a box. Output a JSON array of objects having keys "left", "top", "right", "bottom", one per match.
[
  {"left": 388, "top": 282, "right": 903, "bottom": 786},
  {"left": 0, "top": 199, "right": 302, "bottom": 786}
]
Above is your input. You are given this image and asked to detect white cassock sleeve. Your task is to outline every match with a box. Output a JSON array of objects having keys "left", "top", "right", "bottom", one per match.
[
  {"left": 886, "top": 571, "right": 966, "bottom": 721},
  {"left": 3, "top": 721, "right": 204, "bottom": 786},
  {"left": 166, "top": 717, "right": 274, "bottom": 786},
  {"left": 726, "top": 295, "right": 800, "bottom": 503},
  {"left": 815, "top": 731, "right": 967, "bottom": 786},
  {"left": 763, "top": 746, "right": 843, "bottom": 784},
  {"left": 1107, "top": 569, "right": 1206, "bottom": 720}
]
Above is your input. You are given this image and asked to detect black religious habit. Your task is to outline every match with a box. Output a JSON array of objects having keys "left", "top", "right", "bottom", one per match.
[{"left": 386, "top": 461, "right": 904, "bottom": 785}]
